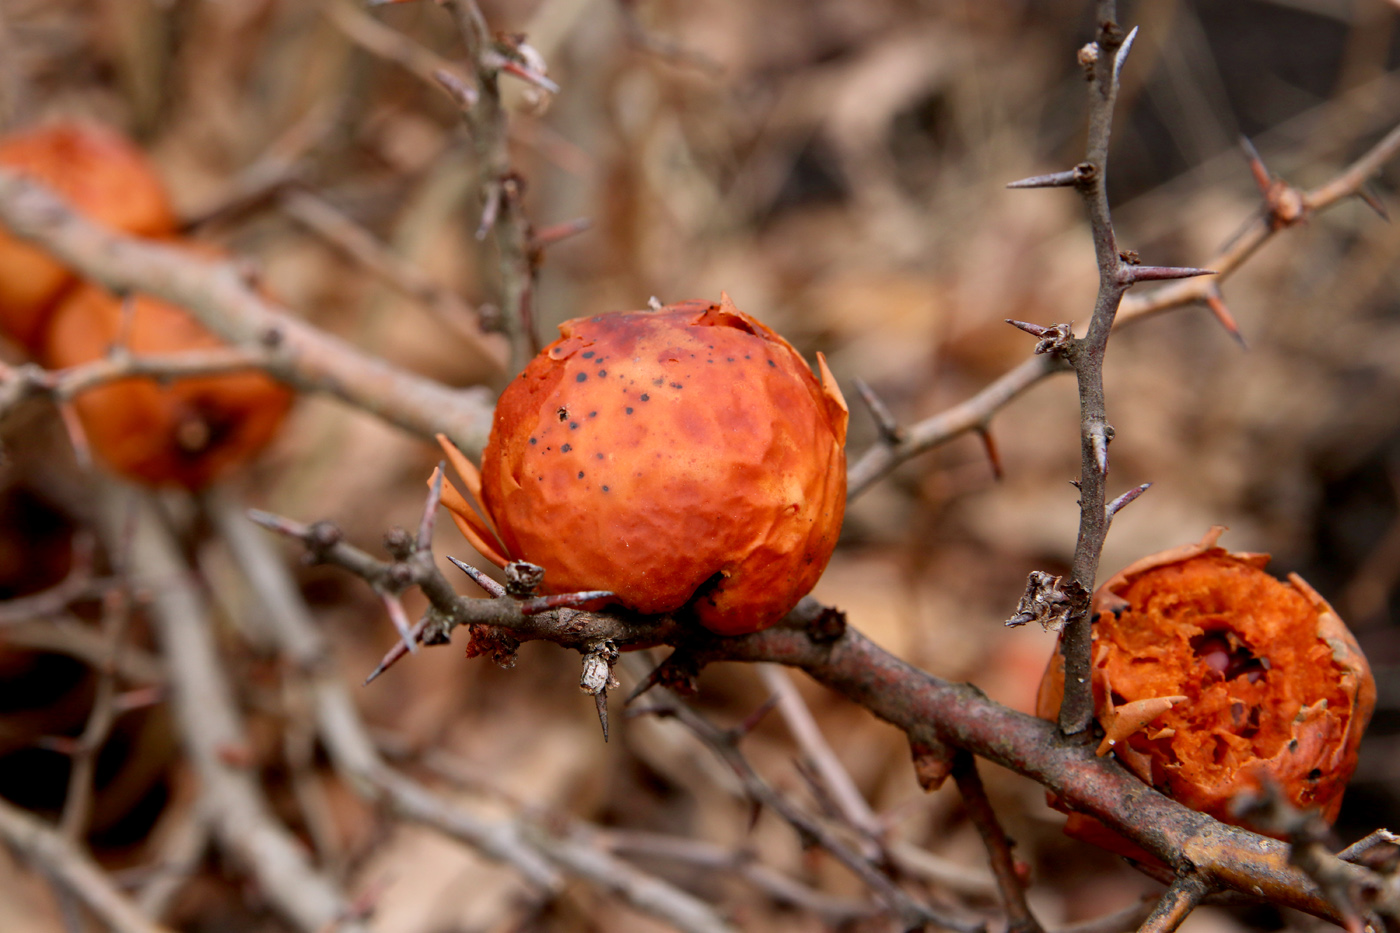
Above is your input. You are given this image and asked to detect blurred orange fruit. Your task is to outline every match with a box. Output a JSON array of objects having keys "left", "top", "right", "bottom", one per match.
[
  {"left": 0, "top": 122, "right": 175, "bottom": 352},
  {"left": 43, "top": 277, "right": 292, "bottom": 489},
  {"left": 438, "top": 295, "right": 848, "bottom": 635}
]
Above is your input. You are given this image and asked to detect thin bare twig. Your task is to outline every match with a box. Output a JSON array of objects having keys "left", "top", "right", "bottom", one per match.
[
  {"left": 848, "top": 121, "right": 1400, "bottom": 501},
  {"left": 325, "top": 0, "right": 474, "bottom": 104},
  {"left": 0, "top": 532, "right": 111, "bottom": 625},
  {"left": 440, "top": 0, "right": 539, "bottom": 373},
  {"left": 95, "top": 480, "right": 373, "bottom": 933},
  {"left": 0, "top": 347, "right": 277, "bottom": 422},
  {"left": 1, "top": 615, "right": 164, "bottom": 685},
  {"left": 0, "top": 794, "right": 176, "bottom": 933},
  {"left": 1117, "top": 121, "right": 1400, "bottom": 327},
  {"left": 1052, "top": 896, "right": 1157, "bottom": 933},
  {"left": 597, "top": 827, "right": 877, "bottom": 925},
  {"left": 951, "top": 751, "right": 1044, "bottom": 933},
  {"left": 58, "top": 585, "right": 133, "bottom": 839},
  {"left": 636, "top": 694, "right": 984, "bottom": 933},
  {"left": 1136, "top": 873, "right": 1210, "bottom": 933},
  {"left": 756, "top": 664, "right": 886, "bottom": 860},
  {"left": 1055, "top": 13, "right": 1138, "bottom": 737},
  {"left": 276, "top": 188, "right": 503, "bottom": 375}
]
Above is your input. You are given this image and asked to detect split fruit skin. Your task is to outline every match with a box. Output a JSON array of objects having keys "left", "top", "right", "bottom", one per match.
[
  {"left": 44, "top": 279, "right": 293, "bottom": 490},
  {"left": 1037, "top": 527, "right": 1375, "bottom": 856},
  {"left": 0, "top": 122, "right": 176, "bottom": 352},
  {"left": 473, "top": 296, "right": 849, "bottom": 635}
]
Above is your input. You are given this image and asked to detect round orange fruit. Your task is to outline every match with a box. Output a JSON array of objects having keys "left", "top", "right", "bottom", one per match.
[
  {"left": 0, "top": 122, "right": 175, "bottom": 352},
  {"left": 440, "top": 295, "right": 848, "bottom": 635},
  {"left": 1037, "top": 527, "right": 1374, "bottom": 855},
  {"left": 44, "top": 279, "right": 292, "bottom": 489}
]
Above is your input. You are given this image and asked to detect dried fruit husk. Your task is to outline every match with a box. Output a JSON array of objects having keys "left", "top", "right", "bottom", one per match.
[
  {"left": 1037, "top": 527, "right": 1374, "bottom": 858},
  {"left": 442, "top": 294, "right": 848, "bottom": 635},
  {"left": 43, "top": 279, "right": 292, "bottom": 489},
  {"left": 0, "top": 122, "right": 175, "bottom": 352}
]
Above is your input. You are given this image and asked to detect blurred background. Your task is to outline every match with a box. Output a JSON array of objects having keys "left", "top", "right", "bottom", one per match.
[{"left": 1, "top": 0, "right": 1400, "bottom": 930}]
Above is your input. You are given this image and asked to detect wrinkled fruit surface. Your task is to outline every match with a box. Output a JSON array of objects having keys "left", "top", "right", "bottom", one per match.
[
  {"left": 1037, "top": 527, "right": 1375, "bottom": 856},
  {"left": 449, "top": 296, "right": 848, "bottom": 635},
  {"left": 44, "top": 280, "right": 293, "bottom": 489},
  {"left": 0, "top": 122, "right": 175, "bottom": 351}
]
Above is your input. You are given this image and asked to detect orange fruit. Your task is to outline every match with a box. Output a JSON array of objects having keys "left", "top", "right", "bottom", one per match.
[
  {"left": 44, "top": 278, "right": 292, "bottom": 489},
  {"left": 438, "top": 295, "right": 848, "bottom": 635},
  {"left": 1037, "top": 527, "right": 1375, "bottom": 856},
  {"left": 0, "top": 122, "right": 175, "bottom": 352}
]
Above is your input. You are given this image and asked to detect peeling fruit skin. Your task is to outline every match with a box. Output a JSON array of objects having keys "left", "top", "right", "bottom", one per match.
[
  {"left": 0, "top": 123, "right": 175, "bottom": 352},
  {"left": 44, "top": 281, "right": 293, "bottom": 489},
  {"left": 479, "top": 297, "right": 848, "bottom": 635},
  {"left": 1037, "top": 528, "right": 1375, "bottom": 855}
]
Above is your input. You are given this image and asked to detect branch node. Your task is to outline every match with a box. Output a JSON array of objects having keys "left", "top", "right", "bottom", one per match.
[
  {"left": 504, "top": 560, "right": 545, "bottom": 597},
  {"left": 383, "top": 526, "right": 415, "bottom": 561}
]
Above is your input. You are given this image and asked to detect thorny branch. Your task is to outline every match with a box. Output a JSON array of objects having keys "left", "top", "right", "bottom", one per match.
[
  {"left": 1056, "top": 10, "right": 1140, "bottom": 737},
  {"left": 0, "top": 5, "right": 1396, "bottom": 932},
  {"left": 846, "top": 117, "right": 1400, "bottom": 501},
  {"left": 240, "top": 490, "right": 1399, "bottom": 933},
  {"left": 440, "top": 0, "right": 542, "bottom": 374}
]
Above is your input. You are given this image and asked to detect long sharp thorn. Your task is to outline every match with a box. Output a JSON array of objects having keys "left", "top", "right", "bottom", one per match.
[
  {"left": 853, "top": 377, "right": 903, "bottom": 443},
  {"left": 977, "top": 427, "right": 1004, "bottom": 481},
  {"left": 1122, "top": 265, "right": 1215, "bottom": 284},
  {"left": 379, "top": 591, "right": 418, "bottom": 654},
  {"left": 499, "top": 60, "right": 560, "bottom": 94},
  {"left": 530, "top": 217, "right": 593, "bottom": 251},
  {"left": 365, "top": 640, "right": 410, "bottom": 686},
  {"left": 446, "top": 554, "right": 507, "bottom": 597},
  {"left": 745, "top": 798, "right": 763, "bottom": 834},
  {"left": 1358, "top": 184, "right": 1390, "bottom": 222},
  {"left": 731, "top": 693, "right": 781, "bottom": 740},
  {"left": 247, "top": 508, "right": 306, "bottom": 537},
  {"left": 1006, "top": 169, "right": 1079, "bottom": 190},
  {"left": 1204, "top": 291, "right": 1248, "bottom": 349},
  {"left": 417, "top": 462, "right": 444, "bottom": 551},
  {"left": 595, "top": 689, "right": 610, "bottom": 742},
  {"left": 1112, "top": 27, "right": 1140, "bottom": 83},
  {"left": 1106, "top": 482, "right": 1152, "bottom": 521},
  {"left": 1240, "top": 136, "right": 1272, "bottom": 193},
  {"left": 519, "top": 590, "right": 613, "bottom": 615},
  {"left": 1006, "top": 319, "right": 1051, "bottom": 337}
]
